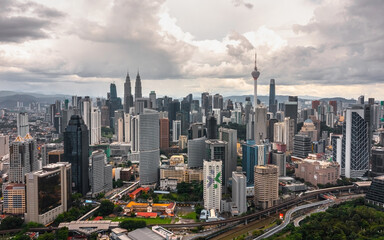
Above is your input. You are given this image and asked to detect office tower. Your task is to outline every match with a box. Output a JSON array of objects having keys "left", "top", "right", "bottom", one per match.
[
  {"left": 213, "top": 94, "right": 223, "bottom": 110},
  {"left": 72, "top": 95, "right": 78, "bottom": 108},
  {"left": 25, "top": 162, "right": 71, "bottom": 225},
  {"left": 124, "top": 113, "right": 131, "bottom": 143},
  {"left": 135, "top": 71, "right": 142, "bottom": 100},
  {"left": 90, "top": 150, "right": 113, "bottom": 197},
  {"left": 219, "top": 127, "right": 237, "bottom": 187},
  {"left": 284, "top": 117, "right": 295, "bottom": 151},
  {"left": 272, "top": 151, "right": 286, "bottom": 176},
  {"left": 9, "top": 136, "right": 31, "bottom": 183},
  {"left": 3, "top": 183, "right": 26, "bottom": 214},
  {"left": 17, "top": 113, "right": 29, "bottom": 137},
  {"left": 82, "top": 96, "right": 91, "bottom": 130},
  {"left": 187, "top": 137, "right": 206, "bottom": 168},
  {"left": 358, "top": 95, "right": 364, "bottom": 104},
  {"left": 201, "top": 92, "right": 210, "bottom": 115},
  {"left": 232, "top": 172, "right": 247, "bottom": 215},
  {"left": 90, "top": 108, "right": 101, "bottom": 145},
  {"left": 203, "top": 160, "right": 222, "bottom": 212},
  {"left": 312, "top": 100, "right": 320, "bottom": 110},
  {"left": 365, "top": 175, "right": 384, "bottom": 208},
  {"left": 341, "top": 106, "right": 369, "bottom": 178},
  {"left": 269, "top": 79, "right": 277, "bottom": 115},
  {"left": 114, "top": 109, "right": 124, "bottom": 141},
  {"left": 207, "top": 114, "right": 217, "bottom": 139},
  {"left": 131, "top": 109, "right": 160, "bottom": 185},
  {"left": 47, "top": 150, "right": 64, "bottom": 164},
  {"left": 326, "top": 106, "right": 335, "bottom": 128},
  {"left": 61, "top": 108, "right": 74, "bottom": 134},
  {"left": 273, "top": 122, "right": 285, "bottom": 143},
  {"left": 172, "top": 120, "right": 181, "bottom": 142},
  {"left": 159, "top": 118, "right": 170, "bottom": 151},
  {"left": 267, "top": 119, "right": 278, "bottom": 142},
  {"left": 254, "top": 165, "right": 278, "bottom": 209},
  {"left": 254, "top": 106, "right": 267, "bottom": 144},
  {"left": 180, "top": 98, "right": 191, "bottom": 134},
  {"left": 124, "top": 72, "right": 134, "bottom": 112},
  {"left": 293, "top": 134, "right": 312, "bottom": 158},
  {"left": 149, "top": 91, "right": 157, "bottom": 109},
  {"left": 285, "top": 96, "right": 298, "bottom": 133},
  {"left": 41, "top": 143, "right": 63, "bottom": 167},
  {"left": 372, "top": 148, "right": 384, "bottom": 176},
  {"left": 226, "top": 99, "right": 234, "bottom": 110},
  {"left": 53, "top": 113, "right": 62, "bottom": 134},
  {"left": 108, "top": 83, "right": 123, "bottom": 129},
  {"left": 188, "top": 123, "right": 207, "bottom": 139},
  {"left": 100, "top": 105, "right": 110, "bottom": 127},
  {"left": 242, "top": 141, "right": 269, "bottom": 184},
  {"left": 299, "top": 119, "right": 318, "bottom": 142},
  {"left": 24, "top": 133, "right": 39, "bottom": 171},
  {"left": 205, "top": 140, "right": 228, "bottom": 187},
  {"left": 331, "top": 134, "right": 343, "bottom": 168},
  {"left": 64, "top": 115, "right": 89, "bottom": 196},
  {"left": 329, "top": 101, "right": 337, "bottom": 115},
  {"left": 0, "top": 134, "right": 9, "bottom": 158},
  {"left": 191, "top": 100, "right": 200, "bottom": 112},
  {"left": 168, "top": 100, "right": 180, "bottom": 130}
]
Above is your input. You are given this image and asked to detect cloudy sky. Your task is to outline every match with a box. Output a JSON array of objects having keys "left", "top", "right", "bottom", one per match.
[{"left": 0, "top": 0, "right": 383, "bottom": 100}]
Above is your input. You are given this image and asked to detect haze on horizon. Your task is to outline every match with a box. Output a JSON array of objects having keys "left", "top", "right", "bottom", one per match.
[{"left": 0, "top": 0, "right": 383, "bottom": 99}]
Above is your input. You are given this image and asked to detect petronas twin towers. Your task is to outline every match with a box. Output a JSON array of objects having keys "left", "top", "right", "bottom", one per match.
[{"left": 124, "top": 71, "right": 142, "bottom": 113}]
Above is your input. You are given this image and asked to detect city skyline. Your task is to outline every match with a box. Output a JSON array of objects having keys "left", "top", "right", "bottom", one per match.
[{"left": 0, "top": 0, "right": 383, "bottom": 99}]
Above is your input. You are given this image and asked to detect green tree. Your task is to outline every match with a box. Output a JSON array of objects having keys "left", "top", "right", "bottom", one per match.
[
  {"left": 0, "top": 216, "right": 23, "bottom": 230},
  {"left": 37, "top": 232, "right": 55, "bottom": 240},
  {"left": 13, "top": 235, "right": 31, "bottom": 240},
  {"left": 97, "top": 200, "right": 115, "bottom": 216},
  {"left": 119, "top": 220, "right": 146, "bottom": 231},
  {"left": 56, "top": 227, "right": 69, "bottom": 240}
]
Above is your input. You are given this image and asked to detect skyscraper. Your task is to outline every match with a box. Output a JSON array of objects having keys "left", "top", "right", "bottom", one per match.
[
  {"left": 168, "top": 100, "right": 180, "bottom": 130},
  {"left": 219, "top": 127, "right": 237, "bottom": 188},
  {"left": 187, "top": 137, "right": 206, "bottom": 168},
  {"left": 149, "top": 91, "right": 157, "bottom": 109},
  {"left": 25, "top": 162, "right": 71, "bottom": 225},
  {"left": 285, "top": 96, "right": 298, "bottom": 134},
  {"left": 0, "top": 134, "right": 9, "bottom": 158},
  {"left": 232, "top": 171, "right": 247, "bottom": 215},
  {"left": 108, "top": 83, "right": 123, "bottom": 129},
  {"left": 135, "top": 71, "right": 142, "bottom": 100},
  {"left": 90, "top": 150, "right": 112, "bottom": 197},
  {"left": 159, "top": 118, "right": 170, "bottom": 151},
  {"left": 269, "top": 79, "right": 277, "bottom": 115},
  {"left": 17, "top": 112, "right": 29, "bottom": 137},
  {"left": 124, "top": 72, "right": 134, "bottom": 113},
  {"left": 131, "top": 109, "right": 160, "bottom": 185},
  {"left": 64, "top": 115, "right": 89, "bottom": 196},
  {"left": 254, "top": 165, "right": 278, "bottom": 209},
  {"left": 341, "top": 106, "right": 369, "bottom": 178},
  {"left": 205, "top": 139, "right": 229, "bottom": 187},
  {"left": 172, "top": 120, "right": 181, "bottom": 142},
  {"left": 9, "top": 136, "right": 32, "bottom": 183},
  {"left": 203, "top": 160, "right": 222, "bottom": 212},
  {"left": 293, "top": 134, "right": 312, "bottom": 158},
  {"left": 207, "top": 114, "right": 217, "bottom": 139},
  {"left": 90, "top": 107, "right": 101, "bottom": 145},
  {"left": 242, "top": 141, "right": 269, "bottom": 185}
]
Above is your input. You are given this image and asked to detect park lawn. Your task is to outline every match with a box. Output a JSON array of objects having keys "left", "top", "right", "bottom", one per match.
[
  {"left": 180, "top": 212, "right": 197, "bottom": 219},
  {"left": 104, "top": 216, "right": 172, "bottom": 225}
]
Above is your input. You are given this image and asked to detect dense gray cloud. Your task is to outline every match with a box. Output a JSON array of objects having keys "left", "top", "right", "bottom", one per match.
[
  {"left": 0, "top": 0, "right": 64, "bottom": 42},
  {"left": 0, "top": 0, "right": 383, "bottom": 98}
]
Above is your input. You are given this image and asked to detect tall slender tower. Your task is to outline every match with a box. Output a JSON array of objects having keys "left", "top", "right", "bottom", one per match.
[
  {"left": 135, "top": 71, "right": 142, "bottom": 100},
  {"left": 251, "top": 53, "right": 260, "bottom": 110},
  {"left": 124, "top": 71, "right": 133, "bottom": 112}
]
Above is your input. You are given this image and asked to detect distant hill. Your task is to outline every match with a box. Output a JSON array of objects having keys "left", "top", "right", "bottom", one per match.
[{"left": 0, "top": 91, "right": 70, "bottom": 108}]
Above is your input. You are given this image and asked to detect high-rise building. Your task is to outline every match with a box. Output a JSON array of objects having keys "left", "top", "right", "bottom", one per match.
[
  {"left": 25, "top": 162, "right": 71, "bottom": 225},
  {"left": 357, "top": 95, "right": 364, "bottom": 104},
  {"left": 372, "top": 148, "right": 384, "bottom": 176},
  {"left": 219, "top": 127, "right": 237, "bottom": 187},
  {"left": 17, "top": 113, "right": 29, "bottom": 137},
  {"left": 0, "top": 134, "right": 9, "bottom": 158},
  {"left": 213, "top": 94, "right": 223, "bottom": 110},
  {"left": 149, "top": 91, "right": 157, "bottom": 109},
  {"left": 341, "top": 106, "right": 369, "bottom": 178},
  {"left": 24, "top": 133, "right": 39, "bottom": 172},
  {"left": 267, "top": 119, "right": 278, "bottom": 142},
  {"left": 159, "top": 118, "right": 170, "bottom": 151},
  {"left": 64, "top": 115, "right": 89, "bottom": 196},
  {"left": 365, "top": 175, "right": 384, "bottom": 208},
  {"left": 329, "top": 100, "right": 337, "bottom": 115},
  {"left": 269, "top": 79, "right": 277, "bottom": 115},
  {"left": 9, "top": 136, "right": 31, "bottom": 183},
  {"left": 108, "top": 83, "right": 123, "bottom": 130},
  {"left": 232, "top": 172, "right": 247, "bottom": 215},
  {"left": 188, "top": 123, "right": 207, "bottom": 139},
  {"left": 124, "top": 72, "right": 134, "bottom": 113},
  {"left": 293, "top": 134, "right": 312, "bottom": 159},
  {"left": 100, "top": 105, "right": 110, "bottom": 127},
  {"left": 312, "top": 100, "right": 320, "bottom": 110},
  {"left": 168, "top": 100, "right": 180, "bottom": 130},
  {"left": 124, "top": 113, "right": 131, "bottom": 143},
  {"left": 242, "top": 141, "right": 269, "bottom": 185},
  {"left": 254, "top": 106, "right": 267, "bottom": 144},
  {"left": 331, "top": 134, "right": 343, "bottom": 169},
  {"left": 207, "top": 114, "right": 218, "bottom": 139},
  {"left": 254, "top": 165, "right": 278, "bottom": 209},
  {"left": 3, "top": 183, "right": 26, "bottom": 215},
  {"left": 135, "top": 71, "right": 142, "bottom": 100},
  {"left": 272, "top": 151, "right": 286, "bottom": 177},
  {"left": 187, "top": 137, "right": 206, "bottom": 168},
  {"left": 299, "top": 119, "right": 318, "bottom": 142},
  {"left": 90, "top": 150, "right": 112, "bottom": 197},
  {"left": 90, "top": 108, "right": 101, "bottom": 145},
  {"left": 203, "top": 160, "right": 222, "bottom": 212},
  {"left": 172, "top": 120, "right": 181, "bottom": 142},
  {"left": 285, "top": 97, "right": 298, "bottom": 133},
  {"left": 205, "top": 140, "right": 229, "bottom": 187},
  {"left": 131, "top": 109, "right": 160, "bottom": 185}
]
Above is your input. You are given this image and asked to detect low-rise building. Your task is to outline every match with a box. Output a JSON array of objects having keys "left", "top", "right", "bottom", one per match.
[
  {"left": 295, "top": 159, "right": 339, "bottom": 186},
  {"left": 3, "top": 183, "right": 26, "bottom": 215},
  {"left": 160, "top": 178, "right": 178, "bottom": 191},
  {"left": 366, "top": 175, "right": 384, "bottom": 208}
]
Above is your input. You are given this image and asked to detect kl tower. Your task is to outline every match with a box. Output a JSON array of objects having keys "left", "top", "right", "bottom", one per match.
[{"left": 251, "top": 53, "right": 260, "bottom": 110}]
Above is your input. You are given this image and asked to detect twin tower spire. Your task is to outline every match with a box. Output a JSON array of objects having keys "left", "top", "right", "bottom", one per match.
[{"left": 124, "top": 70, "right": 141, "bottom": 112}]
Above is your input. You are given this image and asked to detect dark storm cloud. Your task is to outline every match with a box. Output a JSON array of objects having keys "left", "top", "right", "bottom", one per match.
[{"left": 0, "top": 0, "right": 64, "bottom": 43}]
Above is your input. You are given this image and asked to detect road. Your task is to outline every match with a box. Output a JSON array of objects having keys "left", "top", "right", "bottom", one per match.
[{"left": 254, "top": 199, "right": 333, "bottom": 240}]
